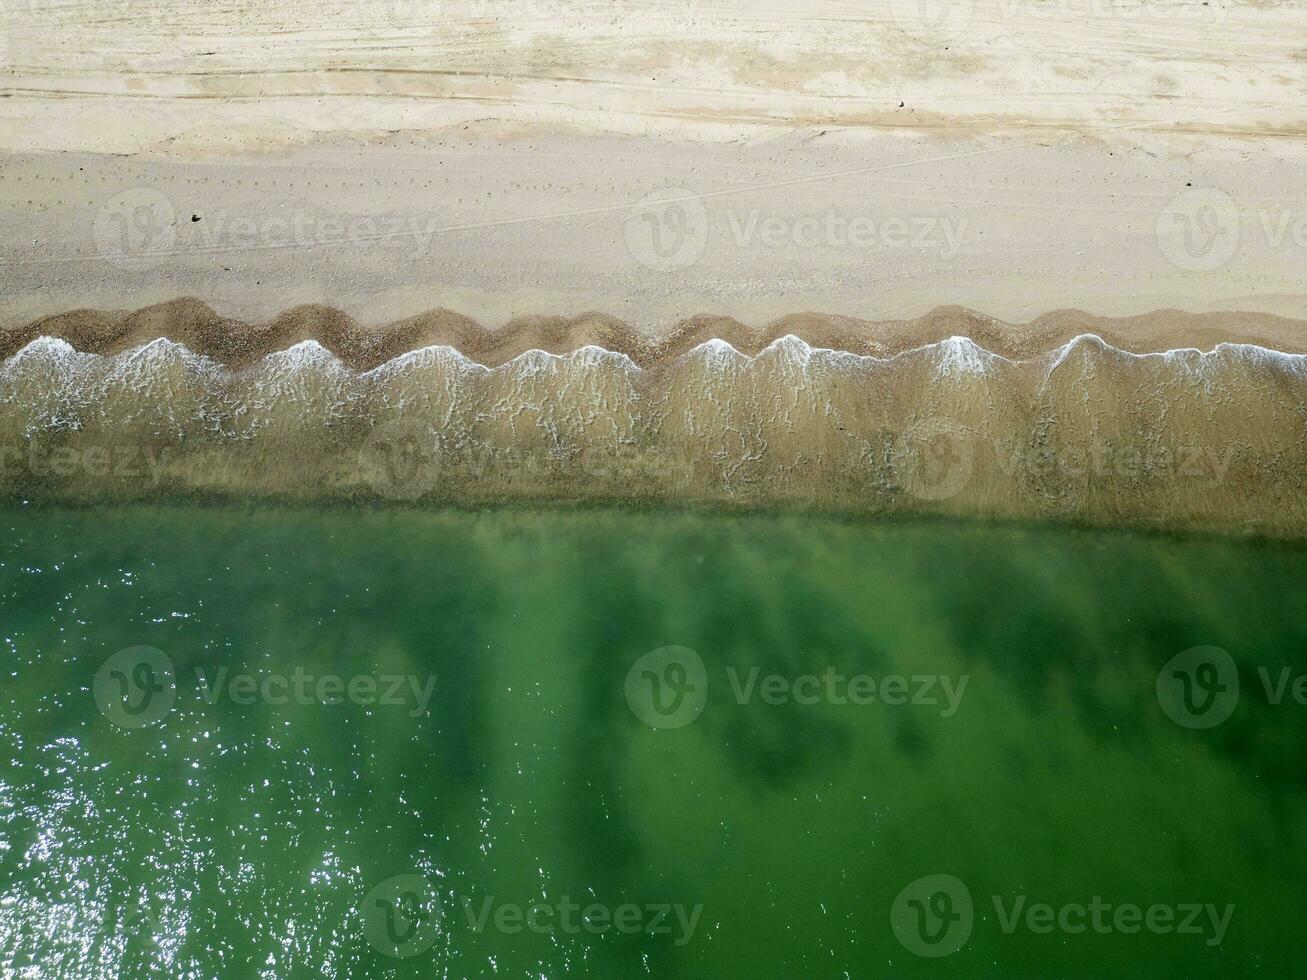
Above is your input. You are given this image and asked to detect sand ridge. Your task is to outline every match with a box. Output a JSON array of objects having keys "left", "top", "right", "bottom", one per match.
[{"left": 7, "top": 299, "right": 1307, "bottom": 370}]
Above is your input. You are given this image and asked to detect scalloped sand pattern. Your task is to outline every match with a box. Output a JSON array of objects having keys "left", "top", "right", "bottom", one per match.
[
  {"left": 3, "top": 304, "right": 1306, "bottom": 536},
  {"left": 11, "top": 299, "right": 1307, "bottom": 368}
]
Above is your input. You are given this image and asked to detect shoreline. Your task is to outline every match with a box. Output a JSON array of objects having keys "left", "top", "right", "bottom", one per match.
[
  {"left": 2, "top": 324, "right": 1304, "bottom": 539},
  {"left": 9, "top": 299, "right": 1307, "bottom": 369},
  {"left": 9, "top": 496, "right": 1307, "bottom": 550}
]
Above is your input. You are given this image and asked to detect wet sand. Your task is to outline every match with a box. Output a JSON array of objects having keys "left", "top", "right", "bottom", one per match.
[
  {"left": 9, "top": 299, "right": 1307, "bottom": 370},
  {"left": 1, "top": 329, "right": 1305, "bottom": 539}
]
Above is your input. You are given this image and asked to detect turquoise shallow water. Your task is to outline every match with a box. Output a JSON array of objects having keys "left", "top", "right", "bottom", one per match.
[{"left": 1, "top": 504, "right": 1306, "bottom": 977}]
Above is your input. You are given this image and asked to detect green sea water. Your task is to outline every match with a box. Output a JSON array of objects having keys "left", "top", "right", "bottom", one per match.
[{"left": 2, "top": 504, "right": 1306, "bottom": 978}]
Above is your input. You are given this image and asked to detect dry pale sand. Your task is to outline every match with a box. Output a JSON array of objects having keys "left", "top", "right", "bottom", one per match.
[{"left": 1, "top": 0, "right": 1306, "bottom": 339}]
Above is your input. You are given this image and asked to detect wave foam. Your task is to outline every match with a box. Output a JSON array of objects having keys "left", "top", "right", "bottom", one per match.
[{"left": 0, "top": 329, "right": 1304, "bottom": 536}]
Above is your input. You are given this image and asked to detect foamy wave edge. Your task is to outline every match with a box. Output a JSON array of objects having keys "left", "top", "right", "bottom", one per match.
[
  {"left": 10, "top": 331, "right": 1307, "bottom": 375},
  {"left": 2, "top": 331, "right": 1305, "bottom": 538}
]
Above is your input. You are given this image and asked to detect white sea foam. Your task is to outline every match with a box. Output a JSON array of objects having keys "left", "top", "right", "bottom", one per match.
[{"left": 0, "top": 331, "right": 1303, "bottom": 536}]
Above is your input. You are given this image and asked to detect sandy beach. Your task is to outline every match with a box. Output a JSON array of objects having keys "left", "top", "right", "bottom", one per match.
[
  {"left": 2, "top": 1, "right": 1307, "bottom": 535},
  {"left": 2, "top": 0, "right": 1306, "bottom": 336}
]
